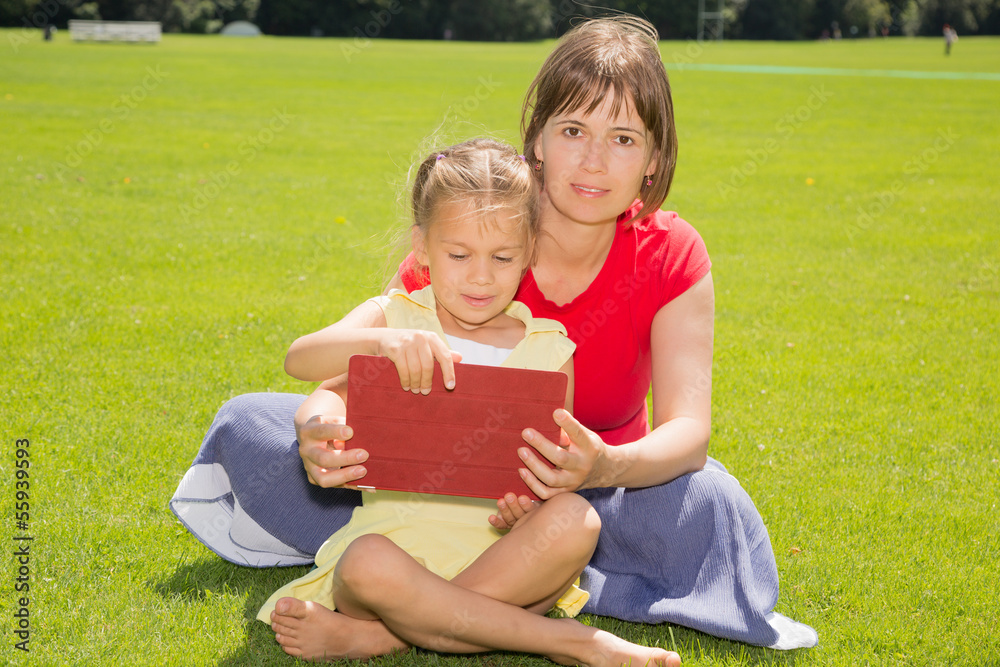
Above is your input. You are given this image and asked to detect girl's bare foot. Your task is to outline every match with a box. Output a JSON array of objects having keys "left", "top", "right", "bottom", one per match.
[
  {"left": 549, "top": 622, "right": 681, "bottom": 667},
  {"left": 269, "top": 597, "right": 409, "bottom": 662},
  {"left": 587, "top": 628, "right": 681, "bottom": 667}
]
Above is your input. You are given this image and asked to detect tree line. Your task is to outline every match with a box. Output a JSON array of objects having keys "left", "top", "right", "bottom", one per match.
[{"left": 4, "top": 0, "right": 999, "bottom": 39}]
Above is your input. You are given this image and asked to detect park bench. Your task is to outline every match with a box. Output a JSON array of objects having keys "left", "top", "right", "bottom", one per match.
[{"left": 69, "top": 20, "right": 162, "bottom": 43}]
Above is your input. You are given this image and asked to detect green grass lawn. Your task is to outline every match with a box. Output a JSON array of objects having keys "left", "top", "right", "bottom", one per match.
[{"left": 2, "top": 27, "right": 998, "bottom": 666}]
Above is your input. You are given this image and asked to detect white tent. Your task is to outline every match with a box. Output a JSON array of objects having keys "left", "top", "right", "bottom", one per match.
[{"left": 220, "top": 21, "right": 261, "bottom": 36}]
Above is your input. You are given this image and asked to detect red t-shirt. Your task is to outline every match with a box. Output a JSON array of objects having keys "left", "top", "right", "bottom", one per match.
[{"left": 400, "top": 204, "right": 712, "bottom": 446}]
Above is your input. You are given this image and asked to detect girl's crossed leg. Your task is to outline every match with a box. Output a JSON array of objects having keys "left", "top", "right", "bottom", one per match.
[{"left": 270, "top": 493, "right": 680, "bottom": 666}]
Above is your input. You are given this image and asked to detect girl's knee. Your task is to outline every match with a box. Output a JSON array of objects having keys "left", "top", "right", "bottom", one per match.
[
  {"left": 538, "top": 493, "right": 601, "bottom": 548},
  {"left": 549, "top": 492, "right": 599, "bottom": 522},
  {"left": 336, "top": 534, "right": 403, "bottom": 591}
]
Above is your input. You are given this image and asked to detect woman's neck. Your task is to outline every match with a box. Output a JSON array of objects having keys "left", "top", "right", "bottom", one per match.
[
  {"left": 537, "top": 218, "right": 616, "bottom": 268},
  {"left": 532, "top": 200, "right": 618, "bottom": 306}
]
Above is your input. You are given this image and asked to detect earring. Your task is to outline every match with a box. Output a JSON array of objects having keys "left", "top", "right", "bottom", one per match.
[
  {"left": 534, "top": 161, "right": 542, "bottom": 171},
  {"left": 645, "top": 176, "right": 653, "bottom": 186}
]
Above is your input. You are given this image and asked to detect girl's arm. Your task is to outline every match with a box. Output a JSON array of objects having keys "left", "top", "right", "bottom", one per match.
[
  {"left": 516, "top": 272, "right": 714, "bottom": 496},
  {"left": 295, "top": 375, "right": 349, "bottom": 434},
  {"left": 288, "top": 302, "right": 386, "bottom": 487},
  {"left": 290, "top": 296, "right": 459, "bottom": 487},
  {"left": 286, "top": 299, "right": 460, "bottom": 393},
  {"left": 295, "top": 378, "right": 371, "bottom": 487},
  {"left": 285, "top": 300, "right": 388, "bottom": 382}
]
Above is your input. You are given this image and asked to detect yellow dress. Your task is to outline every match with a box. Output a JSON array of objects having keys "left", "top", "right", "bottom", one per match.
[{"left": 257, "top": 287, "right": 586, "bottom": 622}]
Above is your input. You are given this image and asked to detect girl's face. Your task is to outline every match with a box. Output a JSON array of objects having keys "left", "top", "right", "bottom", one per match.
[
  {"left": 413, "top": 199, "right": 529, "bottom": 332},
  {"left": 534, "top": 92, "right": 656, "bottom": 227}
]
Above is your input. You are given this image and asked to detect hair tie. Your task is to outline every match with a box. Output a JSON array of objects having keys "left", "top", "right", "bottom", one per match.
[
  {"left": 518, "top": 155, "right": 526, "bottom": 161},
  {"left": 436, "top": 154, "right": 445, "bottom": 161}
]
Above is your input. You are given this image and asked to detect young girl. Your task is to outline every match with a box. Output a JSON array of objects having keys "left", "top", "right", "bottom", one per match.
[{"left": 259, "top": 138, "right": 681, "bottom": 666}]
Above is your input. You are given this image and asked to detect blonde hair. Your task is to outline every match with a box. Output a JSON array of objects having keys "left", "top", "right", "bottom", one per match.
[
  {"left": 521, "top": 16, "right": 677, "bottom": 225},
  {"left": 410, "top": 137, "right": 539, "bottom": 247}
]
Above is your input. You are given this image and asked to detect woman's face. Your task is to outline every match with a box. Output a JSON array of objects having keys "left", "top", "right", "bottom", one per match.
[{"left": 534, "top": 92, "right": 656, "bottom": 228}]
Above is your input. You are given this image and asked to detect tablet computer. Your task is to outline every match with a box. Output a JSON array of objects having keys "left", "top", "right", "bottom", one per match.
[{"left": 344, "top": 354, "right": 567, "bottom": 501}]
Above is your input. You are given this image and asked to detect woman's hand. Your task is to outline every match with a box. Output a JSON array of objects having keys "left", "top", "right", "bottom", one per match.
[
  {"left": 297, "top": 415, "right": 369, "bottom": 488},
  {"left": 517, "top": 409, "right": 611, "bottom": 498},
  {"left": 489, "top": 492, "right": 539, "bottom": 531},
  {"left": 376, "top": 329, "right": 462, "bottom": 395}
]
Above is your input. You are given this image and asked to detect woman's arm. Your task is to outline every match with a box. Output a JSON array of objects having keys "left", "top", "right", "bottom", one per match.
[
  {"left": 516, "top": 272, "right": 714, "bottom": 496},
  {"left": 596, "top": 271, "right": 712, "bottom": 485},
  {"left": 383, "top": 271, "right": 405, "bottom": 294}
]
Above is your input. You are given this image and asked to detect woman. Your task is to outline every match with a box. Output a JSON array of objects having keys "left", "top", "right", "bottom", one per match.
[{"left": 171, "top": 16, "right": 817, "bottom": 650}]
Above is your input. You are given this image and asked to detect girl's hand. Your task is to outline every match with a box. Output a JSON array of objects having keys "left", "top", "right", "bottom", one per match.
[
  {"left": 517, "top": 409, "right": 610, "bottom": 498},
  {"left": 297, "top": 415, "right": 369, "bottom": 488},
  {"left": 489, "top": 492, "right": 539, "bottom": 531},
  {"left": 376, "top": 329, "right": 462, "bottom": 394}
]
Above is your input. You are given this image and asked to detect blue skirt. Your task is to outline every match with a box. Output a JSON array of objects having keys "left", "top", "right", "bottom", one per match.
[{"left": 170, "top": 393, "right": 817, "bottom": 649}]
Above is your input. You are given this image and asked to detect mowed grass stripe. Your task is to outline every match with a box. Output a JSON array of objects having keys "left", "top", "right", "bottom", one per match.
[{"left": 666, "top": 62, "right": 1000, "bottom": 80}]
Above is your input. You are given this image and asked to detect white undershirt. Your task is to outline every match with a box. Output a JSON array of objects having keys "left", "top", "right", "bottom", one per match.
[
  {"left": 370, "top": 295, "right": 516, "bottom": 367},
  {"left": 444, "top": 334, "right": 514, "bottom": 367}
]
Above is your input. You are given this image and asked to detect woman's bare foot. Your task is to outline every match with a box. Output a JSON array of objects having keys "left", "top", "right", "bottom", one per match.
[
  {"left": 269, "top": 597, "right": 409, "bottom": 662},
  {"left": 549, "top": 623, "right": 681, "bottom": 667}
]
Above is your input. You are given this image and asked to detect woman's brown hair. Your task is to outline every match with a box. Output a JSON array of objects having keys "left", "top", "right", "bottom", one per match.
[{"left": 521, "top": 16, "right": 677, "bottom": 225}]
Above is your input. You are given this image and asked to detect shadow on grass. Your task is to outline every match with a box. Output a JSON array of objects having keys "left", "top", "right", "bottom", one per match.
[
  {"left": 151, "top": 555, "right": 314, "bottom": 665},
  {"left": 152, "top": 555, "right": 310, "bottom": 603}
]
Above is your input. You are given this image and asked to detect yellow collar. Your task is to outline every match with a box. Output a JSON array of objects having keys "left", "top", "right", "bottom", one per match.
[{"left": 386, "top": 286, "right": 566, "bottom": 339}]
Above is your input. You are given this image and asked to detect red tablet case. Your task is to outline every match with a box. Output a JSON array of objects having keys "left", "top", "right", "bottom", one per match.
[{"left": 345, "top": 354, "right": 566, "bottom": 501}]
